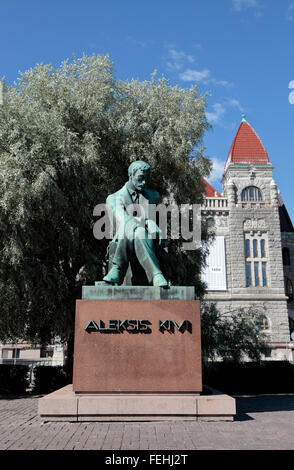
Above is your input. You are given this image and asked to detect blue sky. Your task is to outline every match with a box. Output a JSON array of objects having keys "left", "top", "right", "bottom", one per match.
[{"left": 1, "top": 0, "right": 294, "bottom": 218}]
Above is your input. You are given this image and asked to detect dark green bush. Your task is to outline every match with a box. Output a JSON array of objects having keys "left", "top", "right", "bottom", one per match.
[
  {"left": 32, "top": 366, "right": 69, "bottom": 394},
  {"left": 203, "top": 361, "right": 294, "bottom": 394},
  {"left": 0, "top": 365, "right": 29, "bottom": 394}
]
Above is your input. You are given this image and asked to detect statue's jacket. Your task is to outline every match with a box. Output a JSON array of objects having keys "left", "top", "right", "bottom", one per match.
[{"left": 106, "top": 182, "right": 159, "bottom": 241}]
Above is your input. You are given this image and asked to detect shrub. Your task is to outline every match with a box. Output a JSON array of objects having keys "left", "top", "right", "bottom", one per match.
[
  {"left": 201, "top": 302, "right": 269, "bottom": 364},
  {"left": 0, "top": 365, "right": 29, "bottom": 394},
  {"left": 32, "top": 366, "right": 69, "bottom": 394}
]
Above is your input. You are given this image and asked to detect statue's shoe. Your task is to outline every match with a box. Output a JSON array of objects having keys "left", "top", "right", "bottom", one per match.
[
  {"left": 153, "top": 273, "right": 168, "bottom": 287},
  {"left": 103, "top": 266, "right": 121, "bottom": 284}
]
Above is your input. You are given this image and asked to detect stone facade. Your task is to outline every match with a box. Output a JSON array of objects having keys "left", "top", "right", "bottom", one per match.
[{"left": 202, "top": 120, "right": 293, "bottom": 361}]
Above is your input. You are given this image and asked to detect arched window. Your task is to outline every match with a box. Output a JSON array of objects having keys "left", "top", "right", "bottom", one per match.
[
  {"left": 285, "top": 277, "right": 293, "bottom": 302},
  {"left": 206, "top": 217, "right": 215, "bottom": 228},
  {"left": 241, "top": 186, "right": 262, "bottom": 202},
  {"left": 282, "top": 247, "right": 291, "bottom": 266},
  {"left": 262, "top": 316, "right": 271, "bottom": 331}
]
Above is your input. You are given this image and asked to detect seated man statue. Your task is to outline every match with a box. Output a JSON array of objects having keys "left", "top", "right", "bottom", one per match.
[{"left": 103, "top": 161, "right": 168, "bottom": 287}]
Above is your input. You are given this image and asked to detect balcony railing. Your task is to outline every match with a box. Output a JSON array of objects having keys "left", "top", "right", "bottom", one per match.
[
  {"left": 203, "top": 198, "right": 271, "bottom": 210},
  {"left": 203, "top": 197, "right": 228, "bottom": 210},
  {"left": 237, "top": 202, "right": 271, "bottom": 208}
]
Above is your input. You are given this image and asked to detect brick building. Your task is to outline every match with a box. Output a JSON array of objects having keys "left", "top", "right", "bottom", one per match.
[{"left": 202, "top": 117, "right": 293, "bottom": 360}]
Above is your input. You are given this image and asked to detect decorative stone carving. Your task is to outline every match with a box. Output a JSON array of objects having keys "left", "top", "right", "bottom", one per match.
[
  {"left": 270, "top": 179, "right": 278, "bottom": 205},
  {"left": 226, "top": 180, "right": 236, "bottom": 206},
  {"left": 215, "top": 215, "right": 228, "bottom": 228},
  {"left": 243, "top": 218, "right": 267, "bottom": 231}
]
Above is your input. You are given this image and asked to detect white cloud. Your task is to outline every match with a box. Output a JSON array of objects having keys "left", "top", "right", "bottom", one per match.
[
  {"left": 232, "top": 0, "right": 258, "bottom": 11},
  {"left": 286, "top": 2, "right": 294, "bottom": 20},
  {"left": 168, "top": 48, "right": 194, "bottom": 64},
  {"left": 166, "top": 46, "right": 195, "bottom": 71},
  {"left": 207, "top": 157, "right": 226, "bottom": 184},
  {"left": 227, "top": 98, "right": 245, "bottom": 112},
  {"left": 125, "top": 36, "right": 150, "bottom": 48},
  {"left": 210, "top": 78, "right": 234, "bottom": 88},
  {"left": 206, "top": 99, "right": 246, "bottom": 127},
  {"left": 166, "top": 61, "right": 182, "bottom": 72},
  {"left": 206, "top": 103, "right": 227, "bottom": 124},
  {"left": 179, "top": 68, "right": 210, "bottom": 82},
  {"left": 178, "top": 67, "right": 233, "bottom": 87},
  {"left": 165, "top": 45, "right": 233, "bottom": 88}
]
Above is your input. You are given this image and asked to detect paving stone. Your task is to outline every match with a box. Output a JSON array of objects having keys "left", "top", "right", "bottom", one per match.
[{"left": 0, "top": 394, "right": 294, "bottom": 450}]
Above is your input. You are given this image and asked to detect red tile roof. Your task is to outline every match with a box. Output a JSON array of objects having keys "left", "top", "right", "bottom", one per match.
[
  {"left": 225, "top": 119, "right": 270, "bottom": 170},
  {"left": 201, "top": 178, "right": 222, "bottom": 197}
]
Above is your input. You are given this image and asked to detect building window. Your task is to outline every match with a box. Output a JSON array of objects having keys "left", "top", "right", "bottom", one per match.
[
  {"left": 261, "top": 239, "right": 266, "bottom": 258},
  {"left": 262, "top": 262, "right": 267, "bottom": 287},
  {"left": 282, "top": 247, "right": 291, "bottom": 266},
  {"left": 253, "top": 239, "right": 258, "bottom": 258},
  {"left": 262, "top": 316, "right": 271, "bottom": 331},
  {"left": 245, "top": 239, "right": 250, "bottom": 258},
  {"left": 1, "top": 349, "right": 9, "bottom": 359},
  {"left": 246, "top": 262, "right": 252, "bottom": 287},
  {"left": 254, "top": 261, "right": 259, "bottom": 286},
  {"left": 285, "top": 277, "right": 293, "bottom": 302},
  {"left": 40, "top": 346, "right": 54, "bottom": 358},
  {"left": 241, "top": 186, "right": 263, "bottom": 202},
  {"left": 206, "top": 217, "right": 215, "bottom": 229},
  {"left": 12, "top": 349, "right": 20, "bottom": 359},
  {"left": 244, "top": 233, "right": 268, "bottom": 287}
]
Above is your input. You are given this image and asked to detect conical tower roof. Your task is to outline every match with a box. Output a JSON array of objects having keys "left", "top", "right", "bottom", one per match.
[{"left": 225, "top": 117, "right": 270, "bottom": 171}]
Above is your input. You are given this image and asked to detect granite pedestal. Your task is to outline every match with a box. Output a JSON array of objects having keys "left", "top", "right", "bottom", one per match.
[{"left": 39, "top": 286, "right": 236, "bottom": 421}]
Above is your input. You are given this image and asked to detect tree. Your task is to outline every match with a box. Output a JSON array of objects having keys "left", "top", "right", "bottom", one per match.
[
  {"left": 0, "top": 55, "right": 211, "bottom": 347},
  {"left": 201, "top": 302, "right": 269, "bottom": 365}
]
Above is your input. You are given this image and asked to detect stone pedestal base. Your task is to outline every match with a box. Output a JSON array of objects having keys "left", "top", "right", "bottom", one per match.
[
  {"left": 38, "top": 385, "right": 236, "bottom": 422},
  {"left": 38, "top": 286, "right": 236, "bottom": 422},
  {"left": 73, "top": 295, "right": 202, "bottom": 393}
]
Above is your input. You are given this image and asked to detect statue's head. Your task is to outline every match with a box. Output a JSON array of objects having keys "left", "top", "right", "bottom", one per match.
[{"left": 128, "top": 161, "right": 151, "bottom": 192}]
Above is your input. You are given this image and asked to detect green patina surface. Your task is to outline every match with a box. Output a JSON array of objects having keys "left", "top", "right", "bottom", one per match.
[{"left": 82, "top": 285, "right": 195, "bottom": 300}]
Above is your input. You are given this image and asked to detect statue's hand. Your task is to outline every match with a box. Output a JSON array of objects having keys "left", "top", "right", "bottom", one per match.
[
  {"left": 146, "top": 219, "right": 161, "bottom": 239},
  {"left": 124, "top": 220, "right": 140, "bottom": 240}
]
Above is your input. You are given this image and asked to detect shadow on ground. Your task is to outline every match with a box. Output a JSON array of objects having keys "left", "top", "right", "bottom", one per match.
[
  {"left": 234, "top": 394, "right": 294, "bottom": 421},
  {"left": 0, "top": 393, "right": 43, "bottom": 400}
]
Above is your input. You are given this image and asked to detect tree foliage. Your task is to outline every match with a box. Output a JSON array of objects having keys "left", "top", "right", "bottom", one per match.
[
  {"left": 0, "top": 55, "right": 211, "bottom": 344},
  {"left": 201, "top": 302, "right": 269, "bottom": 364}
]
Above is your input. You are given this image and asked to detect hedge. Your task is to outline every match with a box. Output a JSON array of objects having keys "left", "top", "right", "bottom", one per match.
[
  {"left": 203, "top": 360, "right": 294, "bottom": 394},
  {"left": 0, "top": 365, "right": 30, "bottom": 394},
  {"left": 32, "top": 366, "right": 69, "bottom": 394}
]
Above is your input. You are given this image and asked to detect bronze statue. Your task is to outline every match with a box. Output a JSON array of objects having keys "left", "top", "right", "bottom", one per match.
[{"left": 103, "top": 161, "right": 168, "bottom": 287}]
